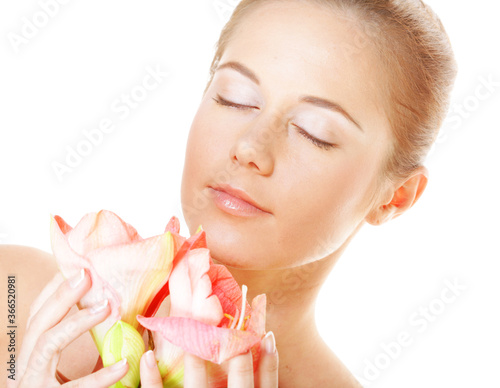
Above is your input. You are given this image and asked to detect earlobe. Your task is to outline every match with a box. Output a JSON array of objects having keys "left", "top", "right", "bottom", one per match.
[{"left": 366, "top": 166, "right": 429, "bottom": 226}]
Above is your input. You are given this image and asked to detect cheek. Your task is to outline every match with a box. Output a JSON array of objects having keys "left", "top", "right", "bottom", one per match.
[
  {"left": 181, "top": 105, "right": 238, "bottom": 235},
  {"left": 274, "top": 150, "right": 382, "bottom": 262},
  {"left": 181, "top": 108, "right": 214, "bottom": 232}
]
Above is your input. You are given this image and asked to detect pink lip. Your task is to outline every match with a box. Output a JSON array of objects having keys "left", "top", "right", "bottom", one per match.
[{"left": 208, "top": 185, "right": 271, "bottom": 217}]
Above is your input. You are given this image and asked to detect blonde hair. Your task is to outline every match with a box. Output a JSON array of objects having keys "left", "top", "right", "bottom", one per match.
[{"left": 204, "top": 0, "right": 457, "bottom": 182}]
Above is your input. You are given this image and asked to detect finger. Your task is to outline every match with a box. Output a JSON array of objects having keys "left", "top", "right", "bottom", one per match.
[
  {"left": 26, "top": 272, "right": 65, "bottom": 329},
  {"left": 27, "top": 299, "right": 110, "bottom": 375},
  {"left": 140, "top": 350, "right": 163, "bottom": 388},
  {"left": 64, "top": 358, "right": 129, "bottom": 388},
  {"left": 17, "top": 268, "right": 90, "bottom": 380},
  {"left": 29, "top": 269, "right": 91, "bottom": 335},
  {"left": 227, "top": 351, "right": 254, "bottom": 388},
  {"left": 256, "top": 331, "right": 279, "bottom": 388},
  {"left": 183, "top": 352, "right": 209, "bottom": 388}
]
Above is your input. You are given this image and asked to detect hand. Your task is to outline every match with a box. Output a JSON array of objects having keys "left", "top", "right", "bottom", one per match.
[
  {"left": 140, "top": 332, "right": 279, "bottom": 388},
  {"left": 11, "top": 269, "right": 129, "bottom": 388}
]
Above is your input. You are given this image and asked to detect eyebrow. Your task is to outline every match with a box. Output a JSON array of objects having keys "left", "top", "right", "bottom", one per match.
[{"left": 215, "top": 60, "right": 364, "bottom": 132}]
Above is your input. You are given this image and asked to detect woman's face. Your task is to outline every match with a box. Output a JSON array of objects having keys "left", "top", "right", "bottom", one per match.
[{"left": 181, "top": 1, "right": 393, "bottom": 269}]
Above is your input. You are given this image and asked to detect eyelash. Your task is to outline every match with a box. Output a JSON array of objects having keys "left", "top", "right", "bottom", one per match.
[
  {"left": 212, "top": 95, "right": 256, "bottom": 110},
  {"left": 292, "top": 124, "right": 336, "bottom": 150},
  {"left": 212, "top": 94, "right": 337, "bottom": 151}
]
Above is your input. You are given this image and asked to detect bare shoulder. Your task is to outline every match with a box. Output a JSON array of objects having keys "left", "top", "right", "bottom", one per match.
[
  {"left": 0, "top": 245, "right": 99, "bottom": 380},
  {"left": 1, "top": 244, "right": 58, "bottom": 307},
  {"left": 0, "top": 244, "right": 59, "bottom": 327},
  {"left": 0, "top": 245, "right": 59, "bottom": 378},
  {"left": 0, "top": 243, "right": 58, "bottom": 277},
  {"left": 0, "top": 244, "right": 58, "bottom": 305}
]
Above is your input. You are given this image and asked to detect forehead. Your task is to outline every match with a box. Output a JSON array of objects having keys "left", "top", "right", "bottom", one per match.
[{"left": 218, "top": 1, "right": 390, "bottom": 132}]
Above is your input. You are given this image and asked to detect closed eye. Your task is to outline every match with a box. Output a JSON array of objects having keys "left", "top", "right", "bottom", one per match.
[
  {"left": 213, "top": 94, "right": 336, "bottom": 150},
  {"left": 212, "top": 94, "right": 258, "bottom": 110},
  {"left": 292, "top": 124, "right": 337, "bottom": 150}
]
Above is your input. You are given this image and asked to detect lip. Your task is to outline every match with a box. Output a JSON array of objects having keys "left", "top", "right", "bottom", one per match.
[{"left": 207, "top": 184, "right": 272, "bottom": 217}]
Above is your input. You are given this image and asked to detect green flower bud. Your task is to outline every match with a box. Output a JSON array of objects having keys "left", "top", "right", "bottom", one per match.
[{"left": 102, "top": 320, "right": 145, "bottom": 388}]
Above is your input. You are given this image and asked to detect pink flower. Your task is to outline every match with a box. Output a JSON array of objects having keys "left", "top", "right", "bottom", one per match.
[
  {"left": 50, "top": 210, "right": 184, "bottom": 354},
  {"left": 138, "top": 229, "right": 267, "bottom": 387}
]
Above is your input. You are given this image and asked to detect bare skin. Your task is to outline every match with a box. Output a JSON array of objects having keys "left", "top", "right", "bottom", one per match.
[
  {"left": 1, "top": 245, "right": 356, "bottom": 386},
  {"left": 179, "top": 2, "right": 427, "bottom": 387},
  {"left": 1, "top": 2, "right": 429, "bottom": 387},
  {"left": 1, "top": 246, "right": 279, "bottom": 387}
]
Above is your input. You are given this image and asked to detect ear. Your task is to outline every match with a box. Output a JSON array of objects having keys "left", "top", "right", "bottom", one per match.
[{"left": 365, "top": 166, "right": 429, "bottom": 226}]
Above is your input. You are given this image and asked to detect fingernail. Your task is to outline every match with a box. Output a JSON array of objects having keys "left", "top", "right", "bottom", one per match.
[
  {"left": 111, "top": 358, "right": 127, "bottom": 371},
  {"left": 145, "top": 350, "right": 156, "bottom": 369},
  {"left": 263, "top": 331, "right": 276, "bottom": 354},
  {"left": 69, "top": 269, "right": 85, "bottom": 288},
  {"left": 89, "top": 299, "right": 109, "bottom": 314}
]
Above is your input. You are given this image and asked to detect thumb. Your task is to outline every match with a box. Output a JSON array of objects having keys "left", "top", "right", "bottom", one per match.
[{"left": 140, "top": 350, "right": 163, "bottom": 388}]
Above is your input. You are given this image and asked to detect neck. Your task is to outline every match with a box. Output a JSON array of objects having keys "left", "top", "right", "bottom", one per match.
[
  {"left": 216, "top": 226, "right": 362, "bottom": 385},
  {"left": 222, "top": 241, "right": 348, "bottom": 352}
]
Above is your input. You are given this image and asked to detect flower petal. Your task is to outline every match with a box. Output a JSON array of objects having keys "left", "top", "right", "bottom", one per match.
[
  {"left": 50, "top": 212, "right": 177, "bottom": 354},
  {"left": 87, "top": 232, "right": 175, "bottom": 329},
  {"left": 207, "top": 264, "right": 250, "bottom": 328},
  {"left": 64, "top": 210, "right": 141, "bottom": 256},
  {"left": 138, "top": 316, "right": 262, "bottom": 364},
  {"left": 51, "top": 214, "right": 122, "bottom": 352},
  {"left": 142, "top": 227, "right": 207, "bottom": 319},
  {"left": 245, "top": 294, "right": 267, "bottom": 337},
  {"left": 168, "top": 248, "right": 223, "bottom": 326},
  {"left": 150, "top": 331, "right": 185, "bottom": 387},
  {"left": 102, "top": 320, "right": 145, "bottom": 388},
  {"left": 165, "top": 216, "right": 180, "bottom": 234}
]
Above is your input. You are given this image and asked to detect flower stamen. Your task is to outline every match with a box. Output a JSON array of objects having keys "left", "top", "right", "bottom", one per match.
[
  {"left": 229, "top": 309, "right": 240, "bottom": 329},
  {"left": 236, "top": 285, "right": 248, "bottom": 331}
]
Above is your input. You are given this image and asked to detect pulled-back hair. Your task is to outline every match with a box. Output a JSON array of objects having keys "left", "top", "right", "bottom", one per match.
[{"left": 204, "top": 0, "right": 457, "bottom": 182}]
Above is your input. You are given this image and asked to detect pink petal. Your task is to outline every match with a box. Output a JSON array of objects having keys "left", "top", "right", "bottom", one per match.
[
  {"left": 138, "top": 316, "right": 262, "bottom": 364},
  {"left": 50, "top": 214, "right": 122, "bottom": 317},
  {"left": 246, "top": 294, "right": 267, "bottom": 336},
  {"left": 172, "top": 228, "right": 207, "bottom": 268},
  {"left": 87, "top": 232, "right": 175, "bottom": 328},
  {"left": 208, "top": 264, "right": 250, "bottom": 328},
  {"left": 50, "top": 212, "right": 177, "bottom": 354},
  {"left": 169, "top": 248, "right": 223, "bottom": 326},
  {"left": 53, "top": 215, "right": 72, "bottom": 234},
  {"left": 150, "top": 330, "right": 185, "bottom": 384},
  {"left": 63, "top": 210, "right": 141, "bottom": 257},
  {"left": 143, "top": 229, "right": 207, "bottom": 319},
  {"left": 50, "top": 215, "right": 122, "bottom": 352},
  {"left": 151, "top": 332, "right": 230, "bottom": 388},
  {"left": 165, "top": 216, "right": 186, "bottom": 255},
  {"left": 142, "top": 218, "right": 186, "bottom": 319},
  {"left": 165, "top": 216, "right": 180, "bottom": 234}
]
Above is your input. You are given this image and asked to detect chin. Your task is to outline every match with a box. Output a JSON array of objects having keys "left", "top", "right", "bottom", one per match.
[
  {"left": 182, "top": 202, "right": 280, "bottom": 270},
  {"left": 204, "top": 230, "right": 266, "bottom": 270}
]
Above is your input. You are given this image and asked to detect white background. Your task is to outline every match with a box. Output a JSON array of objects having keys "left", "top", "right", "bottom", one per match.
[{"left": 1, "top": 0, "right": 499, "bottom": 386}]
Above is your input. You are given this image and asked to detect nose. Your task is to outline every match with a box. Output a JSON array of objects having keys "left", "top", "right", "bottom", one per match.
[{"left": 229, "top": 112, "right": 283, "bottom": 176}]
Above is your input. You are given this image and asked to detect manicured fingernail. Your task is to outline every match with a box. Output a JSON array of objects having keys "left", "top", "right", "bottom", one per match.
[
  {"left": 69, "top": 269, "right": 85, "bottom": 288},
  {"left": 145, "top": 350, "right": 156, "bottom": 369},
  {"left": 111, "top": 358, "right": 127, "bottom": 371},
  {"left": 263, "top": 331, "right": 276, "bottom": 354},
  {"left": 89, "top": 299, "right": 109, "bottom": 314}
]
